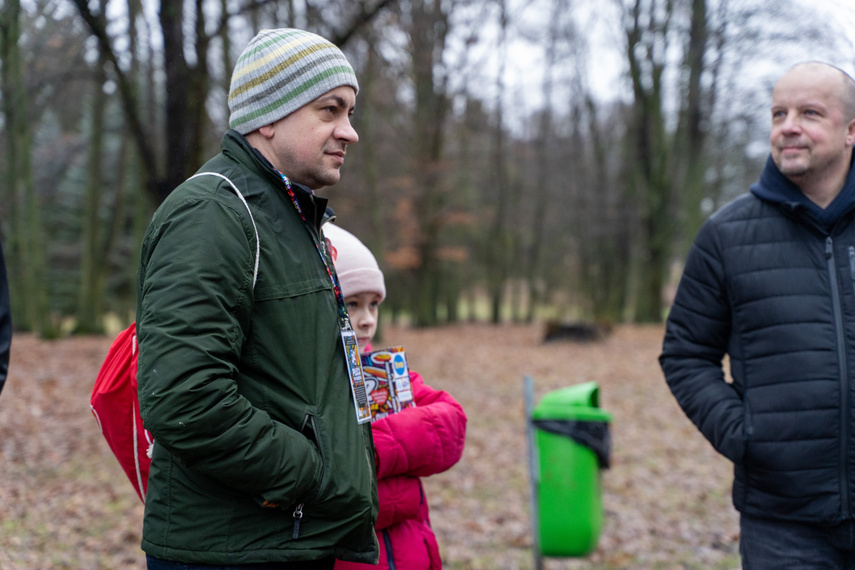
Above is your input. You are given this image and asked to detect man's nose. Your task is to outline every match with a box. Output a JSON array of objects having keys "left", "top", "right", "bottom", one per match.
[
  {"left": 336, "top": 119, "right": 359, "bottom": 144},
  {"left": 780, "top": 112, "right": 802, "bottom": 134}
]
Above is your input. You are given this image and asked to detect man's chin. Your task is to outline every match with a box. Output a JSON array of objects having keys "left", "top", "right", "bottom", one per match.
[
  {"left": 301, "top": 172, "right": 341, "bottom": 191},
  {"left": 319, "top": 171, "right": 342, "bottom": 188},
  {"left": 775, "top": 158, "right": 809, "bottom": 178},
  {"left": 781, "top": 165, "right": 810, "bottom": 178}
]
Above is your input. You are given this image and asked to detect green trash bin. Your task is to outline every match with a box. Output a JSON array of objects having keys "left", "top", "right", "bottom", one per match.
[{"left": 530, "top": 381, "right": 611, "bottom": 557}]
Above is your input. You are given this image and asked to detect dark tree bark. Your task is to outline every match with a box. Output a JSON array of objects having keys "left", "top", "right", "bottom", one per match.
[{"left": 0, "top": 0, "right": 52, "bottom": 336}]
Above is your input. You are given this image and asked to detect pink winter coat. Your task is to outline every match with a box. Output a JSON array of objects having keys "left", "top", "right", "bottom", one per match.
[{"left": 336, "top": 363, "right": 467, "bottom": 570}]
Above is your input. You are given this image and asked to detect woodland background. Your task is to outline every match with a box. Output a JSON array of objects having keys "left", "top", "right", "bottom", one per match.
[
  {"left": 3, "top": 2, "right": 854, "bottom": 568},
  {"left": 2, "top": 0, "right": 855, "bottom": 337}
]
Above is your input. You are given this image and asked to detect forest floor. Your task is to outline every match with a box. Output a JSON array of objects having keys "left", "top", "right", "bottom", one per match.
[{"left": 0, "top": 323, "right": 740, "bottom": 569}]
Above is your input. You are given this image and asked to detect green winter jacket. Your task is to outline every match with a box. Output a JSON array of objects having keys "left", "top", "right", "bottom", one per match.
[{"left": 136, "top": 130, "right": 379, "bottom": 565}]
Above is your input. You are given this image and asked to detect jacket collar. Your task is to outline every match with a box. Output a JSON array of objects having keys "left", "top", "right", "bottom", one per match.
[
  {"left": 750, "top": 154, "right": 855, "bottom": 229},
  {"left": 221, "top": 130, "right": 330, "bottom": 230}
]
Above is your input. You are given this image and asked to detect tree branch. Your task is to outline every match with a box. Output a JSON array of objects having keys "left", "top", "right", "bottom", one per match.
[
  {"left": 332, "top": 0, "right": 398, "bottom": 47},
  {"left": 70, "top": 0, "right": 164, "bottom": 199}
]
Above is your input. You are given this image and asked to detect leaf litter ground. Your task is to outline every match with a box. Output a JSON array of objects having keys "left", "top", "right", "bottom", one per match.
[{"left": 0, "top": 324, "right": 739, "bottom": 569}]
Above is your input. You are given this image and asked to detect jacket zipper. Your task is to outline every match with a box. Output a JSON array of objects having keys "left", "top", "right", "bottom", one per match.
[
  {"left": 292, "top": 503, "right": 304, "bottom": 539},
  {"left": 830, "top": 238, "right": 850, "bottom": 517},
  {"left": 382, "top": 528, "right": 396, "bottom": 570}
]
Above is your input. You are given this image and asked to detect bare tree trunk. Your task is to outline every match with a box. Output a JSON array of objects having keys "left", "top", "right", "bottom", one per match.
[
  {"left": 72, "top": 0, "right": 166, "bottom": 201},
  {"left": 409, "top": 0, "right": 451, "bottom": 327},
  {"left": 72, "top": 0, "right": 210, "bottom": 203},
  {"left": 160, "top": 0, "right": 211, "bottom": 188},
  {"left": 76, "top": 5, "right": 109, "bottom": 334},
  {"left": 486, "top": 0, "right": 509, "bottom": 324},
  {"left": 677, "top": 0, "right": 721, "bottom": 257},
  {"left": 356, "top": 28, "right": 387, "bottom": 338},
  {"left": 0, "top": 0, "right": 52, "bottom": 337},
  {"left": 623, "top": 0, "right": 674, "bottom": 323},
  {"left": 221, "top": 0, "right": 233, "bottom": 125},
  {"left": 524, "top": 0, "right": 565, "bottom": 323},
  {"left": 356, "top": 32, "right": 384, "bottom": 256},
  {"left": 575, "top": 88, "right": 633, "bottom": 323}
]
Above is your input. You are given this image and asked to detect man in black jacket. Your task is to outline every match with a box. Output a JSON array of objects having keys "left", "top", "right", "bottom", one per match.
[
  {"left": 0, "top": 236, "right": 10, "bottom": 397},
  {"left": 661, "top": 61, "right": 855, "bottom": 567}
]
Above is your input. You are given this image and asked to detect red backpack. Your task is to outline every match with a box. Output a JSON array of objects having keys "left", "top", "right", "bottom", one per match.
[
  {"left": 89, "top": 172, "right": 258, "bottom": 502},
  {"left": 90, "top": 323, "right": 149, "bottom": 501}
]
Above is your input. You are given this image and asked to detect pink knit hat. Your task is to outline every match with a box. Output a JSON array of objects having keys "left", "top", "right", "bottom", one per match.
[{"left": 323, "top": 223, "right": 386, "bottom": 301}]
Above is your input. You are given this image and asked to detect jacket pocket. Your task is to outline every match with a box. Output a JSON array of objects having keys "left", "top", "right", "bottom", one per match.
[
  {"left": 254, "top": 276, "right": 331, "bottom": 302},
  {"left": 290, "top": 413, "right": 328, "bottom": 540},
  {"left": 300, "top": 413, "right": 327, "bottom": 502},
  {"left": 738, "top": 400, "right": 753, "bottom": 508},
  {"left": 741, "top": 400, "right": 753, "bottom": 465}
]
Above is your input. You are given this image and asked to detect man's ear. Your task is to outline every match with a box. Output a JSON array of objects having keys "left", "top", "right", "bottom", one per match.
[{"left": 258, "top": 123, "right": 276, "bottom": 139}]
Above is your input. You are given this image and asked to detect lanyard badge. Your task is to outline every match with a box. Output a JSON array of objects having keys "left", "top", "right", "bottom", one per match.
[{"left": 341, "top": 321, "right": 372, "bottom": 424}]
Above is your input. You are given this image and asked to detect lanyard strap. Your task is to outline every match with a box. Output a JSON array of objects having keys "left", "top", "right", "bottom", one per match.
[{"left": 279, "top": 172, "right": 349, "bottom": 325}]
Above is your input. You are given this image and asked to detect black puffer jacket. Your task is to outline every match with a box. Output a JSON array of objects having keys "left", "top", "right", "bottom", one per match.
[{"left": 661, "top": 155, "right": 855, "bottom": 524}]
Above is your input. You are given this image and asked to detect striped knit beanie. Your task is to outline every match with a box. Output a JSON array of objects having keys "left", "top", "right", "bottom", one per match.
[{"left": 228, "top": 28, "right": 359, "bottom": 135}]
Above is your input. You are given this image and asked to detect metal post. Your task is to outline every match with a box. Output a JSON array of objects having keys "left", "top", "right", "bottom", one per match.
[{"left": 524, "top": 376, "right": 544, "bottom": 570}]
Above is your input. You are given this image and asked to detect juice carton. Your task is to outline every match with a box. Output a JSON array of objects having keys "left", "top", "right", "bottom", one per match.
[{"left": 360, "top": 346, "right": 416, "bottom": 421}]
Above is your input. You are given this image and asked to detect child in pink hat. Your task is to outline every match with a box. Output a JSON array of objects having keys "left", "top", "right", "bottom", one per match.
[{"left": 324, "top": 223, "right": 467, "bottom": 570}]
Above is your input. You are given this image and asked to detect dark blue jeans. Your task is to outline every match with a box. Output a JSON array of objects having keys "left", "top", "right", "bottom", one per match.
[
  {"left": 740, "top": 513, "right": 855, "bottom": 569},
  {"left": 145, "top": 555, "right": 335, "bottom": 570}
]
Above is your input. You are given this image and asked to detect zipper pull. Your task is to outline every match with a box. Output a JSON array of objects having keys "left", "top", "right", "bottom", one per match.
[
  {"left": 827, "top": 236, "right": 834, "bottom": 258},
  {"left": 292, "top": 503, "right": 304, "bottom": 539}
]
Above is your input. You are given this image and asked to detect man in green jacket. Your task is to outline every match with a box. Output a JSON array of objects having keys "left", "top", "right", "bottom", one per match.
[{"left": 136, "top": 28, "right": 378, "bottom": 569}]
